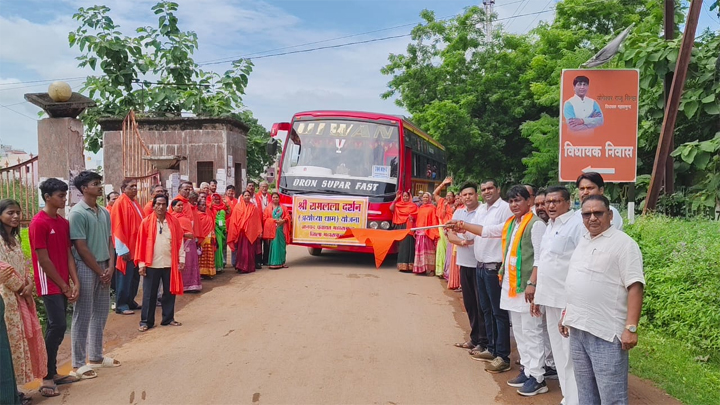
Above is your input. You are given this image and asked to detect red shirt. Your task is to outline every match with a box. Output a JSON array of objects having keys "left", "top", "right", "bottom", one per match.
[{"left": 29, "top": 211, "right": 71, "bottom": 296}]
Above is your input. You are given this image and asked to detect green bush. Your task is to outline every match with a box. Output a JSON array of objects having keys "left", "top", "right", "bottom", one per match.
[{"left": 625, "top": 215, "right": 720, "bottom": 359}]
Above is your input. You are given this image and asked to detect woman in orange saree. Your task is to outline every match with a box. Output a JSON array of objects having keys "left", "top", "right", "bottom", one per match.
[
  {"left": 413, "top": 193, "right": 439, "bottom": 275},
  {"left": 446, "top": 201, "right": 464, "bottom": 290},
  {"left": 228, "top": 191, "right": 263, "bottom": 274},
  {"left": 197, "top": 199, "right": 217, "bottom": 279},
  {"left": 169, "top": 200, "right": 200, "bottom": 292},
  {"left": 433, "top": 178, "right": 456, "bottom": 278},
  {"left": 390, "top": 191, "right": 417, "bottom": 272},
  {"left": 262, "top": 193, "right": 290, "bottom": 270}
]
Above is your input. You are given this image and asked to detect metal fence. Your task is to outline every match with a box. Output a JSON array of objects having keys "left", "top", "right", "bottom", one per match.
[{"left": 0, "top": 156, "right": 40, "bottom": 224}]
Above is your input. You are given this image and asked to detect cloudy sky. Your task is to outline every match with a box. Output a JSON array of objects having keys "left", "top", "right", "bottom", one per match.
[{"left": 1, "top": 0, "right": 718, "bottom": 161}]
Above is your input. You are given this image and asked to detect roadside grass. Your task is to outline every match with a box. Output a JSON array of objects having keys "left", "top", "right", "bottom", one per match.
[
  {"left": 20, "top": 227, "right": 31, "bottom": 258},
  {"left": 625, "top": 215, "right": 720, "bottom": 405},
  {"left": 630, "top": 329, "right": 720, "bottom": 405}
]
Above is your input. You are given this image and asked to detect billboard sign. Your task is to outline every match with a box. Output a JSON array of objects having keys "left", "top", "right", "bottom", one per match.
[{"left": 559, "top": 69, "right": 640, "bottom": 182}]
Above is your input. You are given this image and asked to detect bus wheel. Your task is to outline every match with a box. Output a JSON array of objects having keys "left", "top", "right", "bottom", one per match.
[{"left": 308, "top": 247, "right": 322, "bottom": 256}]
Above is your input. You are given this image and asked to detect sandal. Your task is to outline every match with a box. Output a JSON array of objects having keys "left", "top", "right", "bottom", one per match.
[
  {"left": 138, "top": 325, "right": 149, "bottom": 332},
  {"left": 69, "top": 365, "right": 98, "bottom": 380},
  {"left": 454, "top": 341, "right": 474, "bottom": 349},
  {"left": 53, "top": 374, "right": 79, "bottom": 385},
  {"left": 88, "top": 357, "right": 121, "bottom": 369},
  {"left": 18, "top": 392, "right": 32, "bottom": 405},
  {"left": 40, "top": 383, "right": 60, "bottom": 398},
  {"left": 163, "top": 321, "right": 182, "bottom": 326}
]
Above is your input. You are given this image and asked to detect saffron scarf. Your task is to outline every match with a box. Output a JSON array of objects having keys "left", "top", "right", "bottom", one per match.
[
  {"left": 499, "top": 212, "right": 535, "bottom": 298},
  {"left": 392, "top": 200, "right": 418, "bottom": 225},
  {"left": 198, "top": 210, "right": 215, "bottom": 239},
  {"left": 435, "top": 199, "right": 455, "bottom": 224},
  {"left": 415, "top": 203, "right": 440, "bottom": 240},
  {"left": 210, "top": 193, "right": 228, "bottom": 218},
  {"left": 110, "top": 193, "right": 145, "bottom": 274},
  {"left": 262, "top": 204, "right": 291, "bottom": 241},
  {"left": 134, "top": 213, "right": 184, "bottom": 295},
  {"left": 227, "top": 199, "right": 263, "bottom": 248}
]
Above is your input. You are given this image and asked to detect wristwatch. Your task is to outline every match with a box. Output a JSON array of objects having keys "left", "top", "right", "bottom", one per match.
[
  {"left": 526, "top": 280, "right": 536, "bottom": 287},
  {"left": 625, "top": 325, "right": 638, "bottom": 333}
]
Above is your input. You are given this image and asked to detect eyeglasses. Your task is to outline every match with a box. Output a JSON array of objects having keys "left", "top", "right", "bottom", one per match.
[
  {"left": 581, "top": 211, "right": 607, "bottom": 220},
  {"left": 545, "top": 199, "right": 566, "bottom": 206}
]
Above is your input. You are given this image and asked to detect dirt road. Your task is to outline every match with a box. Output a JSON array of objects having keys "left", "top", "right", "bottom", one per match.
[{"left": 32, "top": 246, "right": 678, "bottom": 405}]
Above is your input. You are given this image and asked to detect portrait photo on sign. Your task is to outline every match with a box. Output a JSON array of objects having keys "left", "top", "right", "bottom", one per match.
[{"left": 558, "top": 69, "right": 639, "bottom": 183}]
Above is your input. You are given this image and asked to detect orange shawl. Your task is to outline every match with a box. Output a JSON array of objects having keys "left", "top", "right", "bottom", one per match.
[
  {"left": 169, "top": 211, "right": 194, "bottom": 238},
  {"left": 143, "top": 200, "right": 154, "bottom": 216},
  {"left": 392, "top": 201, "right": 418, "bottom": 225},
  {"left": 262, "top": 204, "right": 291, "bottom": 241},
  {"left": 435, "top": 199, "right": 455, "bottom": 224},
  {"left": 227, "top": 200, "right": 263, "bottom": 249},
  {"left": 110, "top": 194, "right": 145, "bottom": 274},
  {"left": 173, "top": 195, "right": 202, "bottom": 238},
  {"left": 416, "top": 203, "right": 440, "bottom": 240},
  {"left": 210, "top": 193, "right": 228, "bottom": 219},
  {"left": 134, "top": 213, "right": 184, "bottom": 295},
  {"left": 198, "top": 210, "right": 215, "bottom": 239},
  {"left": 225, "top": 197, "right": 238, "bottom": 214}
]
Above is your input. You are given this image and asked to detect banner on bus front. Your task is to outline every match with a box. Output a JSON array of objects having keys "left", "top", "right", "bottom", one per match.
[{"left": 292, "top": 195, "right": 368, "bottom": 246}]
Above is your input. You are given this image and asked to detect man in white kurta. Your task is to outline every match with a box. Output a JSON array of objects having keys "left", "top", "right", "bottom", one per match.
[{"left": 531, "top": 186, "right": 583, "bottom": 405}]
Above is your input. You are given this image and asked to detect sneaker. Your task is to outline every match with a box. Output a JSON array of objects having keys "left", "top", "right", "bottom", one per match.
[
  {"left": 507, "top": 370, "right": 529, "bottom": 387},
  {"left": 517, "top": 376, "right": 548, "bottom": 396},
  {"left": 471, "top": 349, "right": 495, "bottom": 362},
  {"left": 485, "top": 357, "right": 512, "bottom": 373},
  {"left": 544, "top": 367, "right": 558, "bottom": 380}
]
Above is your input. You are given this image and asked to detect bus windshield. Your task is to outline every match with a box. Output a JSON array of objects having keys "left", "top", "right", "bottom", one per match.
[{"left": 280, "top": 119, "right": 400, "bottom": 196}]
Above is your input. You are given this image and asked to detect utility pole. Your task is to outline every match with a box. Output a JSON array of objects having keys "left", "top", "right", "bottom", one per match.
[
  {"left": 644, "top": 0, "right": 703, "bottom": 213},
  {"left": 663, "top": 0, "right": 675, "bottom": 194},
  {"left": 483, "top": 0, "right": 495, "bottom": 43}
]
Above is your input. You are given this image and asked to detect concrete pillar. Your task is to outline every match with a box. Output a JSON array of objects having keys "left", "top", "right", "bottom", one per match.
[{"left": 37, "top": 118, "right": 86, "bottom": 179}]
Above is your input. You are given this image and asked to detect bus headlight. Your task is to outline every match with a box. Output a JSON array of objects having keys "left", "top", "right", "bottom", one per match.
[
  {"left": 380, "top": 221, "right": 391, "bottom": 230},
  {"left": 369, "top": 221, "right": 379, "bottom": 229}
]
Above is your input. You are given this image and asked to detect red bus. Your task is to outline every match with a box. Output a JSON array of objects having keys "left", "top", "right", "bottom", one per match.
[{"left": 270, "top": 110, "right": 446, "bottom": 256}]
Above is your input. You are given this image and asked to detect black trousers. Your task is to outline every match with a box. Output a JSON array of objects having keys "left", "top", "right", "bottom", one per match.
[
  {"left": 41, "top": 294, "right": 67, "bottom": 379},
  {"left": 262, "top": 240, "right": 270, "bottom": 265},
  {"left": 140, "top": 268, "right": 175, "bottom": 328},
  {"left": 459, "top": 265, "right": 488, "bottom": 348}
]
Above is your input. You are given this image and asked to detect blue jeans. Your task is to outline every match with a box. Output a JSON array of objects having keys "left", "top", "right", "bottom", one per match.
[
  {"left": 569, "top": 327, "right": 628, "bottom": 405},
  {"left": 115, "top": 257, "right": 140, "bottom": 312},
  {"left": 476, "top": 263, "right": 510, "bottom": 362}
]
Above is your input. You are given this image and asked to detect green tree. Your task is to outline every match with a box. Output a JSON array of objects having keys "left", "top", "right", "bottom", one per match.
[
  {"left": 69, "top": 1, "right": 271, "bottom": 178},
  {"left": 382, "top": 7, "right": 540, "bottom": 184},
  {"left": 382, "top": 0, "right": 719, "bottom": 196}
]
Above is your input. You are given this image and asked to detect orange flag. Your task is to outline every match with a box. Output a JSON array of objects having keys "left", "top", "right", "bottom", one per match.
[{"left": 338, "top": 228, "right": 412, "bottom": 268}]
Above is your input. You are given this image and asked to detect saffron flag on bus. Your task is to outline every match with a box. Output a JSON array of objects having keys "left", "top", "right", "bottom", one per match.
[
  {"left": 292, "top": 195, "right": 369, "bottom": 245},
  {"left": 559, "top": 69, "right": 640, "bottom": 183},
  {"left": 338, "top": 228, "right": 412, "bottom": 268}
]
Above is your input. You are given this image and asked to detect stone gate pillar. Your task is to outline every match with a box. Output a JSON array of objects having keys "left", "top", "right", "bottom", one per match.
[{"left": 25, "top": 85, "right": 95, "bottom": 206}]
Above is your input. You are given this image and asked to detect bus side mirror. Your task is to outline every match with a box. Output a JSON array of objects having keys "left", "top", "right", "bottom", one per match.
[
  {"left": 266, "top": 139, "right": 279, "bottom": 156},
  {"left": 270, "top": 122, "right": 291, "bottom": 138}
]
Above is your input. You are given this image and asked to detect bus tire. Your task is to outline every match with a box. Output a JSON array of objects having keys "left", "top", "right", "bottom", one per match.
[{"left": 308, "top": 247, "right": 322, "bottom": 256}]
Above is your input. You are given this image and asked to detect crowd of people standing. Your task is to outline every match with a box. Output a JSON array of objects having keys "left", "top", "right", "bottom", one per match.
[
  {"left": 0, "top": 168, "right": 645, "bottom": 405},
  {"left": 423, "top": 172, "right": 643, "bottom": 404},
  {"left": 0, "top": 172, "right": 290, "bottom": 404}
]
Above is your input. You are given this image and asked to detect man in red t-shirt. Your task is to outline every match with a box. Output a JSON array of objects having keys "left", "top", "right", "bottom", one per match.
[{"left": 29, "top": 178, "right": 81, "bottom": 393}]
